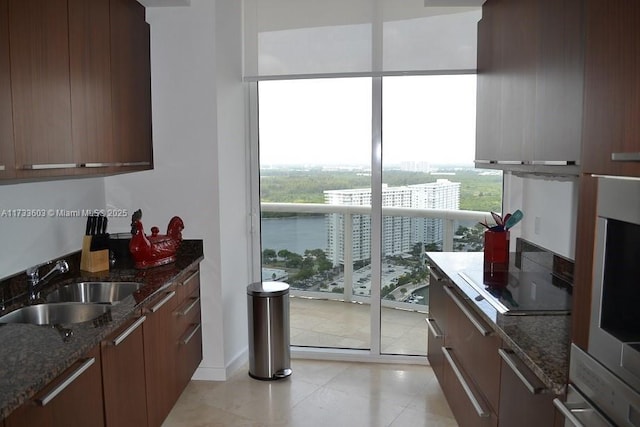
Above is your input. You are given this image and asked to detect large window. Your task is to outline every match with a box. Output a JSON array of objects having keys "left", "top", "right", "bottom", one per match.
[{"left": 257, "top": 75, "right": 501, "bottom": 357}]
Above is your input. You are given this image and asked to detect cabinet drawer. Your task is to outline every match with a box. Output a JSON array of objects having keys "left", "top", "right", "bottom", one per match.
[
  {"left": 5, "top": 347, "right": 104, "bottom": 427},
  {"left": 444, "top": 286, "right": 501, "bottom": 413},
  {"left": 177, "top": 268, "right": 200, "bottom": 302},
  {"left": 442, "top": 347, "right": 498, "bottom": 427},
  {"left": 175, "top": 287, "right": 201, "bottom": 338},
  {"left": 498, "top": 348, "right": 557, "bottom": 427},
  {"left": 427, "top": 317, "right": 445, "bottom": 386}
]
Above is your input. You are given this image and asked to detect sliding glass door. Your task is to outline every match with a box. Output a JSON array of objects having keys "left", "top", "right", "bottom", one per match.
[
  {"left": 258, "top": 78, "right": 373, "bottom": 350},
  {"left": 255, "top": 74, "right": 500, "bottom": 358}
]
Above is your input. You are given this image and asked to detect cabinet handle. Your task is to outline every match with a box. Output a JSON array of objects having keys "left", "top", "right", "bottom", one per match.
[
  {"left": 180, "top": 323, "right": 202, "bottom": 345},
  {"left": 150, "top": 291, "right": 176, "bottom": 313},
  {"left": 427, "top": 266, "right": 443, "bottom": 281},
  {"left": 498, "top": 349, "right": 545, "bottom": 394},
  {"left": 425, "top": 318, "right": 443, "bottom": 339},
  {"left": 528, "top": 160, "right": 577, "bottom": 166},
  {"left": 611, "top": 152, "right": 640, "bottom": 162},
  {"left": 442, "top": 347, "right": 490, "bottom": 418},
  {"left": 111, "top": 316, "right": 146, "bottom": 346},
  {"left": 443, "top": 286, "right": 492, "bottom": 336},
  {"left": 180, "top": 270, "right": 199, "bottom": 286},
  {"left": 119, "top": 161, "right": 151, "bottom": 167},
  {"left": 20, "top": 163, "right": 78, "bottom": 170},
  {"left": 36, "top": 358, "right": 96, "bottom": 406},
  {"left": 553, "top": 399, "right": 587, "bottom": 427},
  {"left": 80, "top": 162, "right": 114, "bottom": 168},
  {"left": 177, "top": 296, "right": 200, "bottom": 317}
]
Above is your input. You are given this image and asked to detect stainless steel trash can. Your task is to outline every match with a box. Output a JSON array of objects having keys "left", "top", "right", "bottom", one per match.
[{"left": 247, "top": 281, "right": 292, "bottom": 380}]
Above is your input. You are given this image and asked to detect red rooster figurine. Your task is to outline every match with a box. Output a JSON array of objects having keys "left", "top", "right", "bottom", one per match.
[{"left": 129, "top": 209, "right": 184, "bottom": 269}]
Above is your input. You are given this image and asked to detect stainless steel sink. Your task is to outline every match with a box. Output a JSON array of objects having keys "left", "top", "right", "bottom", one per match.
[
  {"left": 0, "top": 303, "right": 111, "bottom": 325},
  {"left": 46, "top": 281, "right": 144, "bottom": 304}
]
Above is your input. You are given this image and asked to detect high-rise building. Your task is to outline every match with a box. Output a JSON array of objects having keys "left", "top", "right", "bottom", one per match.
[{"left": 324, "top": 179, "right": 460, "bottom": 265}]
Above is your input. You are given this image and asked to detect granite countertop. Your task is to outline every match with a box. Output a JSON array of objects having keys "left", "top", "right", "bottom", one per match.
[
  {"left": 426, "top": 251, "right": 571, "bottom": 395},
  {"left": 0, "top": 240, "right": 204, "bottom": 420}
]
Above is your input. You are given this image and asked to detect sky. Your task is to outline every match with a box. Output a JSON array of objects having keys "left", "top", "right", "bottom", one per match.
[{"left": 258, "top": 75, "right": 477, "bottom": 167}]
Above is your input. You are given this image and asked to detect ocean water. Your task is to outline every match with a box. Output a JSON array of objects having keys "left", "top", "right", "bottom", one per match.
[{"left": 260, "top": 216, "right": 327, "bottom": 255}]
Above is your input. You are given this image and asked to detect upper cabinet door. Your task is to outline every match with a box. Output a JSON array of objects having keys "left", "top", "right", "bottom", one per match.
[
  {"left": 581, "top": 0, "right": 640, "bottom": 177},
  {"left": 69, "top": 0, "right": 115, "bottom": 170},
  {"left": 9, "top": 0, "right": 74, "bottom": 175},
  {"left": 475, "top": 0, "right": 583, "bottom": 174},
  {"left": 0, "top": 0, "right": 14, "bottom": 178},
  {"left": 110, "top": 0, "right": 153, "bottom": 170},
  {"left": 533, "top": 0, "right": 584, "bottom": 164}
]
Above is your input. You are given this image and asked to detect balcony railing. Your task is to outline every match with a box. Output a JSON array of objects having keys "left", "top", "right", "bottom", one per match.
[{"left": 261, "top": 202, "right": 489, "bottom": 311}]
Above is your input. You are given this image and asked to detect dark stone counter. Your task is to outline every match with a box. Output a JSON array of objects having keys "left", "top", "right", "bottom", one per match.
[
  {"left": 426, "top": 251, "right": 570, "bottom": 395},
  {"left": 0, "top": 240, "right": 204, "bottom": 420}
]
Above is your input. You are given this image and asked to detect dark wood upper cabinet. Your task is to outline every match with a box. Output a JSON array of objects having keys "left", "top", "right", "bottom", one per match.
[
  {"left": 110, "top": 0, "right": 153, "bottom": 169},
  {"left": 0, "top": 0, "right": 14, "bottom": 179},
  {"left": 475, "top": 0, "right": 583, "bottom": 174},
  {"left": 69, "top": 0, "right": 115, "bottom": 170},
  {"left": 1, "top": 0, "right": 152, "bottom": 182},
  {"left": 581, "top": 0, "right": 640, "bottom": 177},
  {"left": 8, "top": 0, "right": 74, "bottom": 175},
  {"left": 534, "top": 0, "right": 584, "bottom": 164}
]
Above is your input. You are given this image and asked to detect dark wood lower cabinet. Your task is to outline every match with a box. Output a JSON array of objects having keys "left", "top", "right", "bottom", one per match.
[
  {"left": 428, "top": 265, "right": 562, "bottom": 427},
  {"left": 101, "top": 316, "right": 148, "bottom": 427},
  {"left": 498, "top": 348, "right": 559, "bottom": 427},
  {"left": 175, "top": 269, "right": 203, "bottom": 394},
  {"left": 5, "top": 346, "right": 104, "bottom": 427},
  {"left": 426, "top": 267, "right": 448, "bottom": 386},
  {"left": 442, "top": 347, "right": 498, "bottom": 427},
  {"left": 144, "top": 288, "right": 179, "bottom": 427}
]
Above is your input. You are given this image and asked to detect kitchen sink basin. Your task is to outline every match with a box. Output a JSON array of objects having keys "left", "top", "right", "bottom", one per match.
[
  {"left": 46, "top": 281, "right": 144, "bottom": 304},
  {"left": 0, "top": 303, "right": 111, "bottom": 325}
]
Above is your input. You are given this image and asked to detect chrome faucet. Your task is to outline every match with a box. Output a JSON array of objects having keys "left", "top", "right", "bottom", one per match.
[{"left": 26, "top": 260, "right": 69, "bottom": 302}]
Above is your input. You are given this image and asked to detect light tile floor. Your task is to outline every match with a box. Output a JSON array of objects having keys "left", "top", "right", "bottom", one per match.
[
  {"left": 162, "top": 359, "right": 457, "bottom": 427},
  {"left": 290, "top": 297, "right": 428, "bottom": 356}
]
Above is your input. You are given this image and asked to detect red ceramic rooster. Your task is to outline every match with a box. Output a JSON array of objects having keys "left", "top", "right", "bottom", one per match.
[{"left": 129, "top": 209, "right": 184, "bottom": 269}]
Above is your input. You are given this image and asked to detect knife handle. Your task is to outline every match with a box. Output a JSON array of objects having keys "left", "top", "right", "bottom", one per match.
[{"left": 85, "top": 216, "right": 91, "bottom": 236}]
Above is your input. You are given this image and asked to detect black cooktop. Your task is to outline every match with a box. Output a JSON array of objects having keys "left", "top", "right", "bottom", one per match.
[{"left": 458, "top": 269, "right": 573, "bottom": 315}]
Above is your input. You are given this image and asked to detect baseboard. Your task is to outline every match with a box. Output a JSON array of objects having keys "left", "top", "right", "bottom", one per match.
[{"left": 192, "top": 347, "right": 249, "bottom": 381}]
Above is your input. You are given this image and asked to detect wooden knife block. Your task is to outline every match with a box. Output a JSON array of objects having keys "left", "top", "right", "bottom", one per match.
[{"left": 80, "top": 236, "right": 110, "bottom": 272}]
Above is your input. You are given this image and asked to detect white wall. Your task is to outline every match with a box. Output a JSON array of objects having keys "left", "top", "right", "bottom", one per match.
[
  {"left": 104, "top": 0, "right": 251, "bottom": 380},
  {"left": 503, "top": 173, "right": 578, "bottom": 259},
  {"left": 0, "top": 178, "right": 106, "bottom": 277}
]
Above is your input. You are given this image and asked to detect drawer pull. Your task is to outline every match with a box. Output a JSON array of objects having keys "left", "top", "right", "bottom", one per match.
[
  {"left": 442, "top": 347, "right": 490, "bottom": 418},
  {"left": 36, "top": 358, "right": 95, "bottom": 406},
  {"left": 427, "top": 266, "right": 443, "bottom": 282},
  {"left": 150, "top": 291, "right": 176, "bottom": 313},
  {"left": 498, "top": 349, "right": 545, "bottom": 394},
  {"left": 177, "top": 296, "right": 200, "bottom": 317},
  {"left": 80, "top": 162, "right": 114, "bottom": 168},
  {"left": 112, "top": 316, "right": 146, "bottom": 346},
  {"left": 444, "top": 286, "right": 492, "bottom": 336},
  {"left": 119, "top": 161, "right": 151, "bottom": 167},
  {"left": 181, "top": 323, "right": 202, "bottom": 345},
  {"left": 553, "top": 399, "right": 587, "bottom": 427},
  {"left": 611, "top": 152, "right": 640, "bottom": 162},
  {"left": 20, "top": 163, "right": 78, "bottom": 170},
  {"left": 180, "top": 270, "right": 199, "bottom": 286},
  {"left": 425, "top": 318, "right": 443, "bottom": 339}
]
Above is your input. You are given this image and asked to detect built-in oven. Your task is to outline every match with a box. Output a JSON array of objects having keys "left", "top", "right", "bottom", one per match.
[
  {"left": 589, "top": 177, "right": 640, "bottom": 393},
  {"left": 555, "top": 176, "right": 640, "bottom": 427}
]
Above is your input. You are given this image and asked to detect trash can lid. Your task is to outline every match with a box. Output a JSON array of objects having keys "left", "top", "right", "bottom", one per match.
[{"left": 247, "top": 281, "right": 290, "bottom": 297}]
